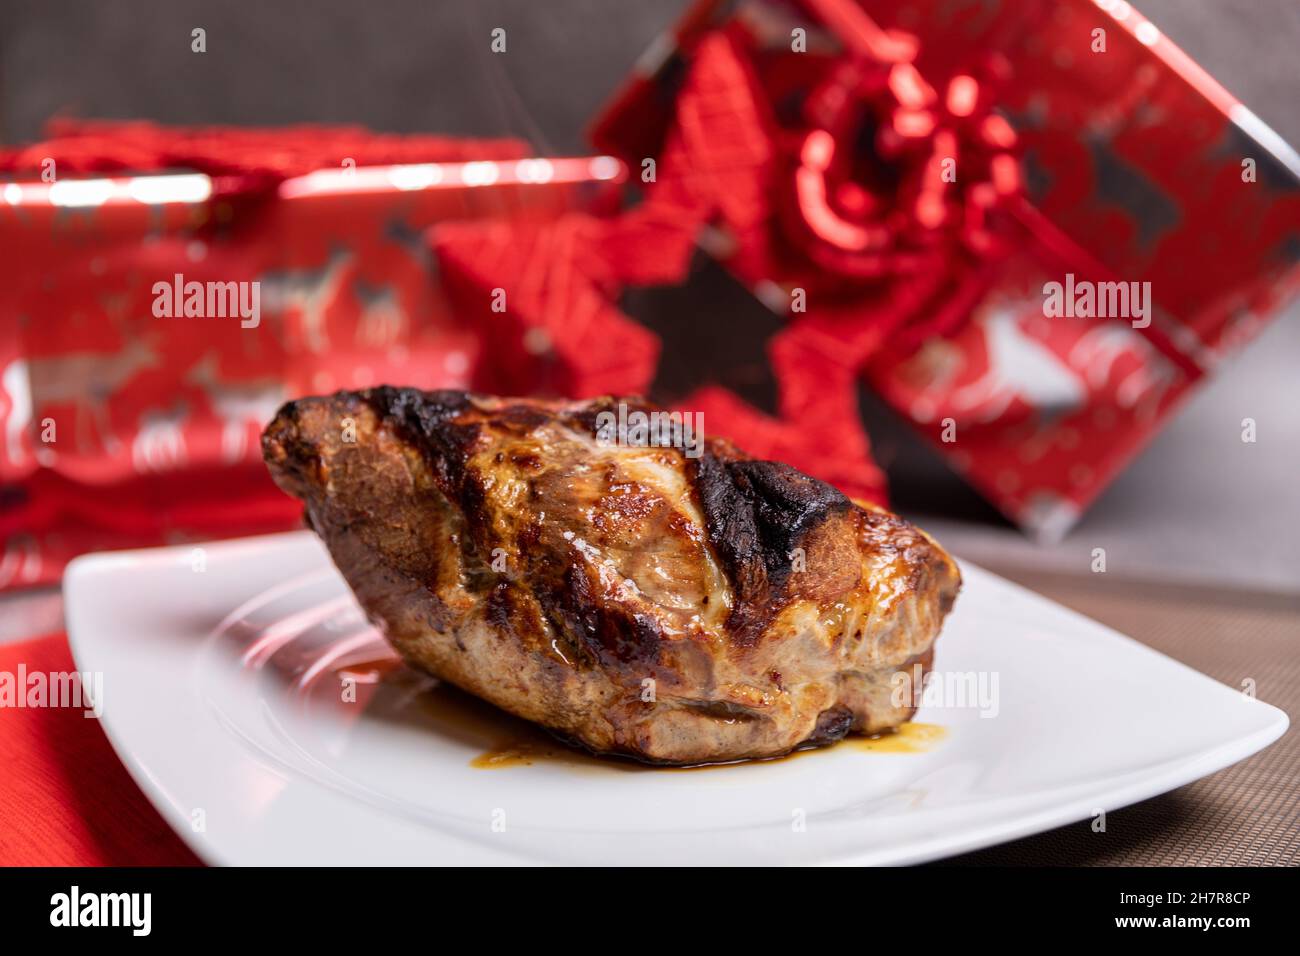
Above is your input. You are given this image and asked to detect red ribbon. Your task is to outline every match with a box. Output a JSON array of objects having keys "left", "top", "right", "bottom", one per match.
[{"left": 782, "top": 11, "right": 1021, "bottom": 301}]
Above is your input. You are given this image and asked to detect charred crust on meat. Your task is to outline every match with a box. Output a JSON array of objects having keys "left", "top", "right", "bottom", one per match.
[
  {"left": 728, "top": 460, "right": 851, "bottom": 591},
  {"left": 807, "top": 705, "right": 854, "bottom": 745},
  {"left": 691, "top": 452, "right": 767, "bottom": 607},
  {"left": 361, "top": 386, "right": 479, "bottom": 499},
  {"left": 546, "top": 561, "right": 666, "bottom": 670},
  {"left": 363, "top": 386, "right": 470, "bottom": 440},
  {"left": 357, "top": 387, "right": 510, "bottom": 544},
  {"left": 690, "top": 452, "right": 851, "bottom": 643}
]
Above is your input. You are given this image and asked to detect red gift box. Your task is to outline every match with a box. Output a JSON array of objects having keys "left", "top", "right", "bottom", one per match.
[
  {"left": 0, "top": 121, "right": 624, "bottom": 589},
  {"left": 431, "top": 200, "right": 890, "bottom": 507},
  {"left": 589, "top": 0, "right": 1300, "bottom": 539}
]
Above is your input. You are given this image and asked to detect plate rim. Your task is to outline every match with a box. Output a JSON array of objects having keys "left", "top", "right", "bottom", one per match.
[{"left": 63, "top": 533, "right": 1291, "bottom": 866}]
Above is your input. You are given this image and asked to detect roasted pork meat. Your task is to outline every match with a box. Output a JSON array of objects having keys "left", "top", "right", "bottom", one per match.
[{"left": 262, "top": 388, "right": 960, "bottom": 765}]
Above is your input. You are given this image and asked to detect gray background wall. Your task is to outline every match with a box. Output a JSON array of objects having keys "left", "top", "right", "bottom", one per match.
[
  {"left": 2, "top": 1, "right": 1297, "bottom": 149},
  {"left": 1, "top": 0, "right": 1296, "bottom": 594}
]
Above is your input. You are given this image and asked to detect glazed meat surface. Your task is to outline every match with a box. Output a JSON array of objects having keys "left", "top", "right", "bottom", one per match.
[{"left": 262, "top": 388, "right": 961, "bottom": 765}]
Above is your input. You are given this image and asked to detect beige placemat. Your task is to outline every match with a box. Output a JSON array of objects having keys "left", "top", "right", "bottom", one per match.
[{"left": 940, "top": 570, "right": 1299, "bottom": 866}]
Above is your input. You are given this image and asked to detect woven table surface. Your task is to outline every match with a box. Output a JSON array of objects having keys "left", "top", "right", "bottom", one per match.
[{"left": 940, "top": 570, "right": 1299, "bottom": 866}]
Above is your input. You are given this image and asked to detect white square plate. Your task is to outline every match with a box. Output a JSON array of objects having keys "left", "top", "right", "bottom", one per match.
[{"left": 65, "top": 531, "right": 1287, "bottom": 865}]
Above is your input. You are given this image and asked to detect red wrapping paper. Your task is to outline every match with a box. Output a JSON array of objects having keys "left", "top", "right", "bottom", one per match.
[
  {"left": 590, "top": 0, "right": 1300, "bottom": 538},
  {"left": 432, "top": 205, "right": 890, "bottom": 506},
  {"left": 0, "top": 122, "right": 624, "bottom": 589}
]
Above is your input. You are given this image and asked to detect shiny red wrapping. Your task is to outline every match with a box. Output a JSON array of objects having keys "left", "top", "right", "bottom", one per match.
[
  {"left": 590, "top": 0, "right": 1300, "bottom": 538},
  {"left": 0, "top": 122, "right": 623, "bottom": 589},
  {"left": 432, "top": 202, "right": 890, "bottom": 507}
]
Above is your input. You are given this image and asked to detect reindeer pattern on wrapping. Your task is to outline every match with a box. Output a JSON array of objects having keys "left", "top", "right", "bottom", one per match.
[
  {"left": 185, "top": 352, "right": 286, "bottom": 464},
  {"left": 258, "top": 245, "right": 354, "bottom": 354}
]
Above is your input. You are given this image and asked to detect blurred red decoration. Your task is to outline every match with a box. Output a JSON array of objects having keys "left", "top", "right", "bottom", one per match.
[
  {"left": 0, "top": 122, "right": 623, "bottom": 589},
  {"left": 591, "top": 0, "right": 1300, "bottom": 539},
  {"left": 4, "top": 0, "right": 1300, "bottom": 589}
]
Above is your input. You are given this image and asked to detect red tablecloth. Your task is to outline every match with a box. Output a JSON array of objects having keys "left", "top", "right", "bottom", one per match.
[{"left": 0, "top": 634, "right": 201, "bottom": 866}]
